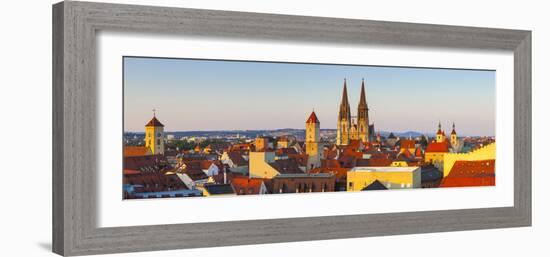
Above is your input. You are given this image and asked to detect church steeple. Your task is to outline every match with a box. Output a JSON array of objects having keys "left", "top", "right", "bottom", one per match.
[
  {"left": 357, "top": 78, "right": 369, "bottom": 142},
  {"left": 451, "top": 122, "right": 456, "bottom": 135},
  {"left": 336, "top": 79, "right": 351, "bottom": 145},
  {"left": 358, "top": 79, "right": 367, "bottom": 109},
  {"left": 338, "top": 79, "right": 351, "bottom": 121}
]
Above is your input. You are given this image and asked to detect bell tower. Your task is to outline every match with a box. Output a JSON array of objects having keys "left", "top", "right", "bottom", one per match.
[
  {"left": 305, "top": 111, "right": 322, "bottom": 170},
  {"left": 450, "top": 122, "right": 458, "bottom": 146},
  {"left": 436, "top": 121, "right": 445, "bottom": 143},
  {"left": 357, "top": 78, "right": 369, "bottom": 143},
  {"left": 145, "top": 109, "right": 165, "bottom": 155},
  {"left": 336, "top": 79, "right": 351, "bottom": 145}
]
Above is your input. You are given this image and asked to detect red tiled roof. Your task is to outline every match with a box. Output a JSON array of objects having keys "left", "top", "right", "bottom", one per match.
[
  {"left": 200, "top": 160, "right": 214, "bottom": 170},
  {"left": 440, "top": 159, "right": 495, "bottom": 187},
  {"left": 415, "top": 147, "right": 423, "bottom": 157},
  {"left": 400, "top": 139, "right": 416, "bottom": 149},
  {"left": 124, "top": 146, "right": 150, "bottom": 157},
  {"left": 124, "top": 155, "right": 166, "bottom": 172},
  {"left": 321, "top": 159, "right": 341, "bottom": 168},
  {"left": 145, "top": 116, "right": 164, "bottom": 127},
  {"left": 123, "top": 169, "right": 141, "bottom": 175},
  {"left": 231, "top": 177, "right": 265, "bottom": 195},
  {"left": 425, "top": 141, "right": 449, "bottom": 153},
  {"left": 276, "top": 147, "right": 298, "bottom": 156},
  {"left": 306, "top": 111, "right": 320, "bottom": 123},
  {"left": 323, "top": 148, "right": 338, "bottom": 159},
  {"left": 367, "top": 157, "right": 393, "bottom": 166},
  {"left": 123, "top": 173, "right": 188, "bottom": 192},
  {"left": 288, "top": 153, "right": 308, "bottom": 167}
]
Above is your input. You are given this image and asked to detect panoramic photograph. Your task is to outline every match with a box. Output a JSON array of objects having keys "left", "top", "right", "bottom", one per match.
[{"left": 122, "top": 57, "right": 496, "bottom": 199}]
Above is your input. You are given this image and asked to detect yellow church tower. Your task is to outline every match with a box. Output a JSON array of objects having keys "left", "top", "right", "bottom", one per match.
[
  {"left": 336, "top": 79, "right": 351, "bottom": 146},
  {"left": 436, "top": 121, "right": 446, "bottom": 143},
  {"left": 145, "top": 110, "right": 165, "bottom": 155},
  {"left": 306, "top": 111, "right": 322, "bottom": 170},
  {"left": 450, "top": 122, "right": 458, "bottom": 146}
]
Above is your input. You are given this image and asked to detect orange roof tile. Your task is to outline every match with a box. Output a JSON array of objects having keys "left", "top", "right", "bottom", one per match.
[
  {"left": 400, "top": 139, "right": 416, "bottom": 149},
  {"left": 231, "top": 177, "right": 265, "bottom": 195},
  {"left": 425, "top": 141, "right": 449, "bottom": 153},
  {"left": 440, "top": 159, "right": 495, "bottom": 187},
  {"left": 306, "top": 111, "right": 320, "bottom": 123},
  {"left": 124, "top": 146, "right": 150, "bottom": 157}
]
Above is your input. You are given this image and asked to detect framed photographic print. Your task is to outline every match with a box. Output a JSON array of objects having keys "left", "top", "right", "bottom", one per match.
[{"left": 52, "top": 1, "right": 531, "bottom": 256}]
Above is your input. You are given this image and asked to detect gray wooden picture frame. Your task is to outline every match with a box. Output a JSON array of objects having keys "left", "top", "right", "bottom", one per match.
[{"left": 52, "top": 1, "right": 531, "bottom": 256}]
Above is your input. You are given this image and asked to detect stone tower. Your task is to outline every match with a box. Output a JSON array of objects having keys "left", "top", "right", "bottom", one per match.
[
  {"left": 436, "top": 121, "right": 446, "bottom": 143},
  {"left": 145, "top": 111, "right": 165, "bottom": 155},
  {"left": 336, "top": 79, "right": 351, "bottom": 145},
  {"left": 450, "top": 122, "right": 458, "bottom": 146},
  {"left": 306, "top": 111, "right": 322, "bottom": 170},
  {"left": 357, "top": 78, "right": 369, "bottom": 143}
]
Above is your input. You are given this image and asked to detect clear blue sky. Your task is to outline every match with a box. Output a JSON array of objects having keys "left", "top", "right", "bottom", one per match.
[{"left": 124, "top": 57, "right": 495, "bottom": 136}]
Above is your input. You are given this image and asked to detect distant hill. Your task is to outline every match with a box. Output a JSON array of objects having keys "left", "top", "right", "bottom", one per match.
[{"left": 125, "top": 128, "right": 434, "bottom": 140}]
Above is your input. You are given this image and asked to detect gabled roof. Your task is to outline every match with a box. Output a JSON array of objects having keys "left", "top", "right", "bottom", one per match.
[
  {"left": 367, "top": 157, "right": 393, "bottom": 166},
  {"left": 440, "top": 159, "right": 495, "bottom": 187},
  {"left": 227, "top": 151, "right": 248, "bottom": 166},
  {"left": 361, "top": 180, "right": 387, "bottom": 190},
  {"left": 124, "top": 146, "right": 150, "bottom": 157},
  {"left": 231, "top": 177, "right": 265, "bottom": 195},
  {"left": 269, "top": 158, "right": 304, "bottom": 174},
  {"left": 425, "top": 141, "right": 449, "bottom": 153},
  {"left": 124, "top": 155, "right": 166, "bottom": 173},
  {"left": 145, "top": 116, "right": 164, "bottom": 127},
  {"left": 400, "top": 139, "right": 416, "bottom": 149},
  {"left": 306, "top": 111, "right": 320, "bottom": 124},
  {"left": 414, "top": 147, "right": 423, "bottom": 157}
]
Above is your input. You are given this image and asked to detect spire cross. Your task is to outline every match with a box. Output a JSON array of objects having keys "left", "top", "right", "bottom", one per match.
[{"left": 152, "top": 108, "right": 157, "bottom": 117}]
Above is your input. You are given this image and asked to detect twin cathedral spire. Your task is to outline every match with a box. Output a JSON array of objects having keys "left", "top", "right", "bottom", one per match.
[{"left": 336, "top": 78, "right": 371, "bottom": 145}]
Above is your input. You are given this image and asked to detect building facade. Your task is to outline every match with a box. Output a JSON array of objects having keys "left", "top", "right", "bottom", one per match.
[{"left": 347, "top": 166, "right": 421, "bottom": 191}]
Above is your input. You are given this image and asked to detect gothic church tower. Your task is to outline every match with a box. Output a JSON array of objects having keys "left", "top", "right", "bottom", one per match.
[
  {"left": 336, "top": 79, "right": 351, "bottom": 145},
  {"left": 357, "top": 79, "right": 369, "bottom": 143}
]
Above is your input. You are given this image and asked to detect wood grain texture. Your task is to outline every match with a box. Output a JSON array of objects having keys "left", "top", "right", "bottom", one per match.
[{"left": 52, "top": 1, "right": 532, "bottom": 256}]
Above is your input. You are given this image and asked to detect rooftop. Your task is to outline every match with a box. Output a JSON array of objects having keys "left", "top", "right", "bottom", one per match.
[
  {"left": 350, "top": 166, "right": 420, "bottom": 172},
  {"left": 145, "top": 116, "right": 164, "bottom": 127},
  {"left": 306, "top": 111, "right": 320, "bottom": 124},
  {"left": 274, "top": 173, "right": 334, "bottom": 178}
]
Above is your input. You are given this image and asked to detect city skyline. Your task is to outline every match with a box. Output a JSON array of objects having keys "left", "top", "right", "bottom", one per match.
[{"left": 124, "top": 57, "right": 496, "bottom": 136}]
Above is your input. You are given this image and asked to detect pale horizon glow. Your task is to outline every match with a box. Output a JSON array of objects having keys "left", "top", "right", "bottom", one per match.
[{"left": 123, "top": 57, "right": 495, "bottom": 136}]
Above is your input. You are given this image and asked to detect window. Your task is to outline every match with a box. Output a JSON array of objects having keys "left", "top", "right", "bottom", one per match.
[
  {"left": 348, "top": 182, "right": 353, "bottom": 189},
  {"left": 157, "top": 139, "right": 160, "bottom": 145}
]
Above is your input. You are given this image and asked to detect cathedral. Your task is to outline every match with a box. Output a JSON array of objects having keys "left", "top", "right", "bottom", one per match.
[{"left": 336, "top": 79, "right": 375, "bottom": 146}]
